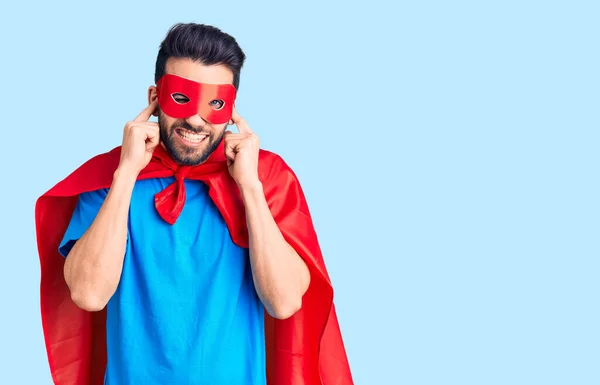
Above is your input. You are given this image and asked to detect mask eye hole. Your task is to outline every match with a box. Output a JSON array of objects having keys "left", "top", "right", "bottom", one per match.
[
  {"left": 171, "top": 93, "right": 190, "bottom": 104},
  {"left": 209, "top": 99, "right": 225, "bottom": 110}
]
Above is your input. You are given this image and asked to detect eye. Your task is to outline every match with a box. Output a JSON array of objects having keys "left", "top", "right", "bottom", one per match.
[
  {"left": 209, "top": 99, "right": 225, "bottom": 110},
  {"left": 171, "top": 93, "right": 190, "bottom": 104}
]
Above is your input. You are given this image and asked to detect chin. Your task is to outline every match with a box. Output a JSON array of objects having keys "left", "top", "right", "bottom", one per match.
[{"left": 169, "top": 142, "right": 213, "bottom": 166}]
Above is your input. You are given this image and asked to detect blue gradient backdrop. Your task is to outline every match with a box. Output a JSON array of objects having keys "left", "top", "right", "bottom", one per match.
[{"left": 1, "top": 1, "right": 598, "bottom": 384}]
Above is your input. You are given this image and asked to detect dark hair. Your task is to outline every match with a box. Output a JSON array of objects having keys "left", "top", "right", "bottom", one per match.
[{"left": 154, "top": 23, "right": 246, "bottom": 89}]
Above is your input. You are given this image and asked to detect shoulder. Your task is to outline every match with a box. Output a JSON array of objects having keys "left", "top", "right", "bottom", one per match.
[
  {"left": 257, "top": 149, "right": 296, "bottom": 180},
  {"left": 42, "top": 146, "right": 122, "bottom": 198},
  {"left": 70, "top": 145, "right": 122, "bottom": 177},
  {"left": 256, "top": 149, "right": 311, "bottom": 215},
  {"left": 86, "top": 146, "right": 122, "bottom": 168},
  {"left": 257, "top": 149, "right": 308, "bottom": 200},
  {"left": 69, "top": 145, "right": 123, "bottom": 187},
  {"left": 80, "top": 187, "right": 109, "bottom": 200}
]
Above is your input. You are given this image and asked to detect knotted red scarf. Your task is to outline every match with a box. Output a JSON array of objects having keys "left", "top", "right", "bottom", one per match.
[
  {"left": 151, "top": 142, "right": 227, "bottom": 224},
  {"left": 35, "top": 139, "right": 353, "bottom": 385}
]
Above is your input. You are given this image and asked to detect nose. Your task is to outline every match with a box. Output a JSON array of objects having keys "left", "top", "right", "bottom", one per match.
[{"left": 185, "top": 114, "right": 207, "bottom": 128}]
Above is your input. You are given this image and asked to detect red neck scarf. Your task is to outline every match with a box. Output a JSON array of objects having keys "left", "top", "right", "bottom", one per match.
[{"left": 151, "top": 140, "right": 226, "bottom": 225}]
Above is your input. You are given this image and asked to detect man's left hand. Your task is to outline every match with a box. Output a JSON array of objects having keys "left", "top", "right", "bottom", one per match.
[{"left": 224, "top": 108, "right": 261, "bottom": 189}]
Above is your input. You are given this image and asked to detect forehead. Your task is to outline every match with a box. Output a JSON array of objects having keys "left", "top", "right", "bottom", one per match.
[{"left": 165, "top": 58, "right": 234, "bottom": 85}]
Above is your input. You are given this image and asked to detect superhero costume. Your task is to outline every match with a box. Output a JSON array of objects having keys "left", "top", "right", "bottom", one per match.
[{"left": 35, "top": 139, "right": 354, "bottom": 384}]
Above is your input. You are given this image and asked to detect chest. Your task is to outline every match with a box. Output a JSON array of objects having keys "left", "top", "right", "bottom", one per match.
[{"left": 121, "top": 177, "right": 250, "bottom": 292}]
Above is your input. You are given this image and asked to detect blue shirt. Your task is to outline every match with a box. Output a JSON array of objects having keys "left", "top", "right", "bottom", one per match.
[{"left": 59, "top": 177, "right": 266, "bottom": 385}]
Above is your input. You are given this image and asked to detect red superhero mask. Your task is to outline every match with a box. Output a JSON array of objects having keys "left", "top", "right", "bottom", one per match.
[{"left": 156, "top": 74, "right": 236, "bottom": 124}]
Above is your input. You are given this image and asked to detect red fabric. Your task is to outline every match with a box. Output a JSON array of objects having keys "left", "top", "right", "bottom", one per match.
[
  {"left": 151, "top": 144, "right": 230, "bottom": 224},
  {"left": 156, "top": 74, "right": 236, "bottom": 123},
  {"left": 35, "top": 140, "right": 353, "bottom": 385}
]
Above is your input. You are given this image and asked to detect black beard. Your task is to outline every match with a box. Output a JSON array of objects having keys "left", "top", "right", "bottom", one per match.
[{"left": 158, "top": 112, "right": 224, "bottom": 166}]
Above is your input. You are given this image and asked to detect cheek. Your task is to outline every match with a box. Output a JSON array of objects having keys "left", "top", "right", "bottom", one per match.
[
  {"left": 158, "top": 112, "right": 178, "bottom": 131},
  {"left": 210, "top": 123, "right": 229, "bottom": 135}
]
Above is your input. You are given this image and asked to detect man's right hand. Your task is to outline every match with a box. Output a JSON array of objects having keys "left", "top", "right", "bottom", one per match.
[
  {"left": 65, "top": 102, "right": 160, "bottom": 312},
  {"left": 118, "top": 99, "right": 160, "bottom": 177}
]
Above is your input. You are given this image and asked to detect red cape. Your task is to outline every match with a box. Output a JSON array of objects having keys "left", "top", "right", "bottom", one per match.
[{"left": 35, "top": 143, "right": 353, "bottom": 385}]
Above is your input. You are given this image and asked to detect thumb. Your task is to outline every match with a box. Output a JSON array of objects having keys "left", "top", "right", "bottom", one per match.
[
  {"left": 144, "top": 127, "right": 160, "bottom": 153},
  {"left": 224, "top": 143, "right": 236, "bottom": 165}
]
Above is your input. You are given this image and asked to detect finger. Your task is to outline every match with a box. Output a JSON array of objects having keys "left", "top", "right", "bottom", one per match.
[
  {"left": 230, "top": 108, "right": 253, "bottom": 134},
  {"left": 223, "top": 130, "right": 246, "bottom": 145},
  {"left": 134, "top": 99, "right": 158, "bottom": 123},
  {"left": 143, "top": 126, "right": 160, "bottom": 151},
  {"left": 223, "top": 132, "right": 243, "bottom": 142},
  {"left": 132, "top": 122, "right": 158, "bottom": 138},
  {"left": 224, "top": 144, "right": 236, "bottom": 167},
  {"left": 225, "top": 147, "right": 236, "bottom": 160}
]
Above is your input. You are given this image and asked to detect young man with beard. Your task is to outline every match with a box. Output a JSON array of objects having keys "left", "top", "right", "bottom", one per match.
[{"left": 35, "top": 23, "right": 353, "bottom": 385}]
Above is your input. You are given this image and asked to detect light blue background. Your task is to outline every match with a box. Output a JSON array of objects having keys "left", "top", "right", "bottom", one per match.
[{"left": 0, "top": 1, "right": 598, "bottom": 384}]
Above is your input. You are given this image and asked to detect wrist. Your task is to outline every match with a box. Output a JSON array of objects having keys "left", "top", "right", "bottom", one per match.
[
  {"left": 238, "top": 179, "right": 264, "bottom": 196},
  {"left": 114, "top": 165, "right": 139, "bottom": 184}
]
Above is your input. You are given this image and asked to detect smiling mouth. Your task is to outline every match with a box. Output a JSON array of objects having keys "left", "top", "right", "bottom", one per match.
[{"left": 175, "top": 128, "right": 208, "bottom": 144}]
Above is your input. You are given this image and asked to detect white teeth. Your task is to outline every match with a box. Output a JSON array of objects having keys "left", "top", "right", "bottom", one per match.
[{"left": 179, "top": 130, "right": 206, "bottom": 143}]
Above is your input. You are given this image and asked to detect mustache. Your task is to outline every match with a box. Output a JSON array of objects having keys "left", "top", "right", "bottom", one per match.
[{"left": 171, "top": 121, "right": 209, "bottom": 135}]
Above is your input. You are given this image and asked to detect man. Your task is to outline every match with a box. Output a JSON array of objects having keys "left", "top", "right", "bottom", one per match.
[{"left": 35, "top": 23, "right": 352, "bottom": 384}]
